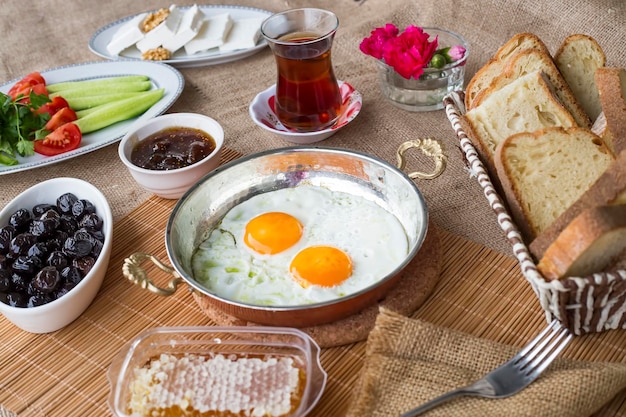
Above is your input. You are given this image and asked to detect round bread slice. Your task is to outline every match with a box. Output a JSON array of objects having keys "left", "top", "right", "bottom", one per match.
[
  {"left": 494, "top": 126, "right": 614, "bottom": 243},
  {"left": 537, "top": 204, "right": 626, "bottom": 280}
]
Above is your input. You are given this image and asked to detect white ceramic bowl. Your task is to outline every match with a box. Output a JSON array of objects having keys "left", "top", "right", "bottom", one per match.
[
  {"left": 249, "top": 81, "right": 362, "bottom": 144},
  {"left": 118, "top": 112, "right": 224, "bottom": 199},
  {"left": 0, "top": 177, "right": 113, "bottom": 333}
]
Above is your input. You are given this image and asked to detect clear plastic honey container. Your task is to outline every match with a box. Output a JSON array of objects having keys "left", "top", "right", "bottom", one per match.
[{"left": 108, "top": 326, "right": 327, "bottom": 417}]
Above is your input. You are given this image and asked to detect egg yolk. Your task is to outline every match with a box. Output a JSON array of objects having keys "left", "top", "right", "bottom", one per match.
[
  {"left": 244, "top": 212, "right": 303, "bottom": 255},
  {"left": 290, "top": 246, "right": 353, "bottom": 288}
]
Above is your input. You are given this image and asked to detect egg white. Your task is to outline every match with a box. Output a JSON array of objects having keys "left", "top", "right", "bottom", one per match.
[{"left": 191, "top": 184, "right": 409, "bottom": 306}]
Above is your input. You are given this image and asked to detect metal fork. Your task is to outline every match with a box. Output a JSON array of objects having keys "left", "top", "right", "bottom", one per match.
[{"left": 400, "top": 320, "right": 572, "bottom": 416}]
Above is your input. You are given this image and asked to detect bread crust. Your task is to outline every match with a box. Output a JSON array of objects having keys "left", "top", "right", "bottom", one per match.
[
  {"left": 529, "top": 149, "right": 626, "bottom": 259},
  {"left": 495, "top": 127, "right": 613, "bottom": 243},
  {"left": 464, "top": 33, "right": 550, "bottom": 109},
  {"left": 595, "top": 67, "right": 626, "bottom": 154},
  {"left": 471, "top": 49, "right": 591, "bottom": 128},
  {"left": 537, "top": 204, "right": 626, "bottom": 280},
  {"left": 464, "top": 71, "right": 576, "bottom": 187},
  {"left": 554, "top": 34, "right": 606, "bottom": 121}
]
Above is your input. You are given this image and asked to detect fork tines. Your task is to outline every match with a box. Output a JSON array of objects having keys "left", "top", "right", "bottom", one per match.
[{"left": 514, "top": 320, "right": 572, "bottom": 378}]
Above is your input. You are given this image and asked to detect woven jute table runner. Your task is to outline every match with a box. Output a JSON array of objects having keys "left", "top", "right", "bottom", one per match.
[{"left": 349, "top": 309, "right": 626, "bottom": 417}]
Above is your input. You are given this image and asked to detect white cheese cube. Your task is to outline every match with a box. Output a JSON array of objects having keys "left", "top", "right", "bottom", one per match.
[
  {"left": 218, "top": 17, "right": 265, "bottom": 53},
  {"left": 184, "top": 13, "right": 233, "bottom": 55},
  {"left": 162, "top": 4, "right": 204, "bottom": 53},
  {"left": 106, "top": 12, "right": 147, "bottom": 56},
  {"left": 135, "top": 5, "right": 183, "bottom": 53}
]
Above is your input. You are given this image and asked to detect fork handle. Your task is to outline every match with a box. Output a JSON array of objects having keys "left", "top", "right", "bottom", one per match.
[{"left": 399, "top": 388, "right": 470, "bottom": 417}]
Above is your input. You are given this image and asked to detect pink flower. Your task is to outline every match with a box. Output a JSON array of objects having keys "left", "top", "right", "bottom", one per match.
[
  {"left": 448, "top": 45, "right": 466, "bottom": 62},
  {"left": 359, "top": 24, "right": 399, "bottom": 60},
  {"left": 381, "top": 26, "right": 438, "bottom": 79}
]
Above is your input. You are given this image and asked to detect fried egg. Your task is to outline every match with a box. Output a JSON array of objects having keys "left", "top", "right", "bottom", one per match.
[{"left": 191, "top": 184, "right": 409, "bottom": 306}]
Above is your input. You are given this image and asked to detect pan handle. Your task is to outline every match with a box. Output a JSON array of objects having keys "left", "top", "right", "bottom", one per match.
[
  {"left": 122, "top": 252, "right": 185, "bottom": 297},
  {"left": 396, "top": 138, "right": 447, "bottom": 180}
]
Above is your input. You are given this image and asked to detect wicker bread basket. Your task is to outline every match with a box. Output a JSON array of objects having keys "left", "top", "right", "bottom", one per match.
[{"left": 444, "top": 91, "right": 626, "bottom": 335}]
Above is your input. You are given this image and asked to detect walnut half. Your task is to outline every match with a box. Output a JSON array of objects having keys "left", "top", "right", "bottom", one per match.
[
  {"left": 142, "top": 47, "right": 172, "bottom": 61},
  {"left": 142, "top": 8, "right": 170, "bottom": 33}
]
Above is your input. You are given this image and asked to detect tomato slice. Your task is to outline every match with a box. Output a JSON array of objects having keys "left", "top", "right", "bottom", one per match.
[
  {"left": 34, "top": 123, "right": 82, "bottom": 156},
  {"left": 8, "top": 72, "right": 46, "bottom": 100},
  {"left": 44, "top": 107, "right": 77, "bottom": 131},
  {"left": 36, "top": 96, "right": 70, "bottom": 116},
  {"left": 11, "top": 83, "right": 48, "bottom": 103}
]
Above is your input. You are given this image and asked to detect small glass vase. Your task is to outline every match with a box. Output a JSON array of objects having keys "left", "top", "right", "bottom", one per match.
[{"left": 376, "top": 28, "right": 469, "bottom": 112}]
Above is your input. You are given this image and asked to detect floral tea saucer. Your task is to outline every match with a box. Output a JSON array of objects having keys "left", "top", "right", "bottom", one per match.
[{"left": 249, "top": 81, "right": 362, "bottom": 144}]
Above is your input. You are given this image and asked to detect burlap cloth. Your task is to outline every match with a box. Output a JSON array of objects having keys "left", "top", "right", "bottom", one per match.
[
  {"left": 1, "top": 0, "right": 624, "bottom": 256},
  {"left": 348, "top": 309, "right": 626, "bottom": 417},
  {"left": 0, "top": 1, "right": 625, "bottom": 416}
]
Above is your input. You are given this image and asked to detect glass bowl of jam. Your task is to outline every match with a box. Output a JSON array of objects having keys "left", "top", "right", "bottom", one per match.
[
  {"left": 107, "top": 326, "right": 327, "bottom": 417},
  {"left": 118, "top": 112, "right": 224, "bottom": 199}
]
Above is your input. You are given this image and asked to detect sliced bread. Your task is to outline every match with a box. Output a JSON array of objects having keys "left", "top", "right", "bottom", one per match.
[
  {"left": 494, "top": 127, "right": 614, "bottom": 242},
  {"left": 529, "top": 149, "right": 626, "bottom": 259},
  {"left": 471, "top": 49, "right": 591, "bottom": 128},
  {"left": 462, "top": 70, "right": 576, "bottom": 180},
  {"left": 464, "top": 33, "right": 550, "bottom": 109},
  {"left": 537, "top": 204, "right": 626, "bottom": 280},
  {"left": 595, "top": 67, "right": 626, "bottom": 154},
  {"left": 554, "top": 34, "right": 606, "bottom": 121}
]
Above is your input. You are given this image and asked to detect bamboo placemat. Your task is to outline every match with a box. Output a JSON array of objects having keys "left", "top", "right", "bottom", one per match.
[{"left": 0, "top": 149, "right": 625, "bottom": 416}]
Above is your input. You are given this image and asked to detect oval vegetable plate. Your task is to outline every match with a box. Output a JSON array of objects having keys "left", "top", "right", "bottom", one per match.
[
  {"left": 0, "top": 60, "right": 184, "bottom": 175},
  {"left": 89, "top": 5, "right": 272, "bottom": 68}
]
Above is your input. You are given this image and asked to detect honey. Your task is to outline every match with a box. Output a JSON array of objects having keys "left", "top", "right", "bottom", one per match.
[{"left": 127, "top": 352, "right": 306, "bottom": 417}]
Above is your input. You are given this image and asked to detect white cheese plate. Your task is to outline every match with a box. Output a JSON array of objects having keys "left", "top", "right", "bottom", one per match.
[
  {"left": 89, "top": 5, "right": 273, "bottom": 68},
  {"left": 0, "top": 60, "right": 184, "bottom": 175}
]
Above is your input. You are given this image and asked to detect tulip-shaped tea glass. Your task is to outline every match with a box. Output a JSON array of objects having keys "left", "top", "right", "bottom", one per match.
[{"left": 261, "top": 8, "right": 342, "bottom": 132}]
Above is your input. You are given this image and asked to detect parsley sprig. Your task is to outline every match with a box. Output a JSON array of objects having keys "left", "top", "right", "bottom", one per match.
[{"left": 0, "top": 91, "right": 50, "bottom": 166}]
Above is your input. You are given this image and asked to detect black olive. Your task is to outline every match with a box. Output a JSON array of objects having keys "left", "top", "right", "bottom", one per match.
[
  {"left": 40, "top": 209, "right": 60, "bottom": 222},
  {"left": 0, "top": 269, "right": 11, "bottom": 292},
  {"left": 10, "top": 271, "right": 30, "bottom": 292},
  {"left": 71, "top": 199, "right": 96, "bottom": 219},
  {"left": 29, "top": 218, "right": 59, "bottom": 238},
  {"left": 9, "top": 208, "right": 33, "bottom": 233},
  {"left": 9, "top": 233, "right": 38, "bottom": 257},
  {"left": 53, "top": 281, "right": 76, "bottom": 300},
  {"left": 62, "top": 237, "right": 93, "bottom": 258},
  {"left": 28, "top": 242, "right": 49, "bottom": 259},
  {"left": 27, "top": 293, "right": 53, "bottom": 307},
  {"left": 73, "top": 256, "right": 95, "bottom": 277},
  {"left": 32, "top": 266, "right": 61, "bottom": 294},
  {"left": 1, "top": 194, "right": 104, "bottom": 308},
  {"left": 47, "top": 251, "right": 68, "bottom": 271},
  {"left": 7, "top": 291, "right": 27, "bottom": 307},
  {"left": 56, "top": 193, "right": 78, "bottom": 214},
  {"left": 90, "top": 239, "right": 103, "bottom": 258},
  {"left": 32, "top": 204, "right": 58, "bottom": 217},
  {"left": 93, "top": 230, "right": 105, "bottom": 243},
  {"left": 51, "top": 229, "right": 70, "bottom": 248},
  {"left": 61, "top": 266, "right": 83, "bottom": 285},
  {"left": 0, "top": 225, "right": 15, "bottom": 254},
  {"left": 12, "top": 255, "right": 42, "bottom": 277},
  {"left": 78, "top": 213, "right": 103, "bottom": 231},
  {"left": 59, "top": 215, "right": 78, "bottom": 236}
]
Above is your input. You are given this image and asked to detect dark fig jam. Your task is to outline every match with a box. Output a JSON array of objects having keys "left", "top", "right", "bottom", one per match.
[{"left": 131, "top": 127, "right": 216, "bottom": 171}]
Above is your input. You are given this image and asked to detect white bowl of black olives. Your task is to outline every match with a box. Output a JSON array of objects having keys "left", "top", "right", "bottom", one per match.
[
  {"left": 118, "top": 112, "right": 224, "bottom": 199},
  {"left": 0, "top": 177, "right": 112, "bottom": 333}
]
